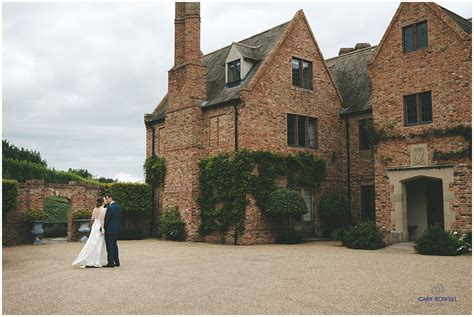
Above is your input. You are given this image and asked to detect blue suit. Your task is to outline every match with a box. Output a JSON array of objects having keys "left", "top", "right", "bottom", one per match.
[{"left": 104, "top": 202, "right": 122, "bottom": 266}]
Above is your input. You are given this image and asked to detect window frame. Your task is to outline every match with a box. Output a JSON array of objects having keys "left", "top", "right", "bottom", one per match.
[
  {"left": 295, "top": 188, "right": 313, "bottom": 222},
  {"left": 403, "top": 91, "right": 433, "bottom": 126},
  {"left": 287, "top": 113, "right": 318, "bottom": 149},
  {"left": 291, "top": 57, "right": 313, "bottom": 90},
  {"left": 402, "top": 20, "right": 428, "bottom": 53},
  {"left": 227, "top": 59, "right": 241, "bottom": 84}
]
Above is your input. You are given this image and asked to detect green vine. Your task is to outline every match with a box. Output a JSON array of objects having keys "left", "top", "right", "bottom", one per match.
[
  {"left": 198, "top": 150, "right": 326, "bottom": 240},
  {"left": 144, "top": 155, "right": 166, "bottom": 187},
  {"left": 365, "top": 122, "right": 471, "bottom": 161}
]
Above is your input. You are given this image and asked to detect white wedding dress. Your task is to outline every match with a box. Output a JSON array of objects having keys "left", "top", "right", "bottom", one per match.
[{"left": 72, "top": 206, "right": 106, "bottom": 267}]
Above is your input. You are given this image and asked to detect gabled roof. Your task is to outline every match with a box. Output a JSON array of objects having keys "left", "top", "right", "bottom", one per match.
[
  {"left": 439, "top": 5, "right": 472, "bottom": 34},
  {"left": 326, "top": 46, "right": 377, "bottom": 115},
  {"left": 145, "top": 21, "right": 290, "bottom": 123},
  {"left": 370, "top": 2, "right": 472, "bottom": 66}
]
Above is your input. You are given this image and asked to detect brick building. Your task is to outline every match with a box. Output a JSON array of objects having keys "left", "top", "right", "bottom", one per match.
[{"left": 144, "top": 2, "right": 471, "bottom": 244}]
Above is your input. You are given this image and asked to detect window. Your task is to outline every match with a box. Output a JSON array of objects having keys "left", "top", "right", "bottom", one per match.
[
  {"left": 292, "top": 57, "right": 312, "bottom": 90},
  {"left": 403, "top": 21, "right": 428, "bottom": 53},
  {"left": 227, "top": 59, "right": 241, "bottom": 83},
  {"left": 360, "top": 185, "right": 375, "bottom": 222},
  {"left": 404, "top": 91, "right": 432, "bottom": 126},
  {"left": 358, "top": 119, "right": 373, "bottom": 150},
  {"left": 301, "top": 189, "right": 312, "bottom": 222},
  {"left": 287, "top": 114, "right": 318, "bottom": 149}
]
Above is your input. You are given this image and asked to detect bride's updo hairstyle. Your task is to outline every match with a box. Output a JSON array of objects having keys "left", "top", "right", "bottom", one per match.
[{"left": 96, "top": 197, "right": 104, "bottom": 208}]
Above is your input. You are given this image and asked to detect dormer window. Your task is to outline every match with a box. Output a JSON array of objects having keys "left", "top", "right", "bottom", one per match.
[
  {"left": 292, "top": 57, "right": 312, "bottom": 90},
  {"left": 227, "top": 59, "right": 241, "bottom": 83},
  {"left": 403, "top": 21, "right": 428, "bottom": 53}
]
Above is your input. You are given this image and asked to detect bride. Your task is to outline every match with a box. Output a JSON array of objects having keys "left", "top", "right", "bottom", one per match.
[{"left": 72, "top": 197, "right": 107, "bottom": 268}]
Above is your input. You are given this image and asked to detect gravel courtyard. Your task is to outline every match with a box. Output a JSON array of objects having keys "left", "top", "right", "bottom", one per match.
[{"left": 2, "top": 239, "right": 471, "bottom": 315}]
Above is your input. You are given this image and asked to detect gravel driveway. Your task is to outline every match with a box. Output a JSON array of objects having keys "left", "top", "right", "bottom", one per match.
[{"left": 2, "top": 239, "right": 471, "bottom": 314}]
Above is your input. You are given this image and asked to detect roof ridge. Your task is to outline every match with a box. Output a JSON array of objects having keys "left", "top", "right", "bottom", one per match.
[
  {"left": 326, "top": 45, "right": 378, "bottom": 62},
  {"left": 201, "top": 20, "right": 291, "bottom": 58},
  {"left": 438, "top": 4, "right": 471, "bottom": 22},
  {"left": 233, "top": 42, "right": 261, "bottom": 49}
]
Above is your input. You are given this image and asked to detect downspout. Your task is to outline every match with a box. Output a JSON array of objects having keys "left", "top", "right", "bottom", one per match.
[
  {"left": 150, "top": 126, "right": 156, "bottom": 237},
  {"left": 344, "top": 116, "right": 352, "bottom": 224},
  {"left": 233, "top": 100, "right": 239, "bottom": 245},
  {"left": 233, "top": 101, "right": 239, "bottom": 152}
]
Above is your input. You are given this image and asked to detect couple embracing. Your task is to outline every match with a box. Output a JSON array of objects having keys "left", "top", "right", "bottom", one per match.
[{"left": 72, "top": 194, "right": 122, "bottom": 268}]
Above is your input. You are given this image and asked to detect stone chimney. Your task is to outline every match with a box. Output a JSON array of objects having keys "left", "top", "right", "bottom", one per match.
[
  {"left": 174, "top": 2, "right": 201, "bottom": 66},
  {"left": 338, "top": 42, "right": 371, "bottom": 56}
]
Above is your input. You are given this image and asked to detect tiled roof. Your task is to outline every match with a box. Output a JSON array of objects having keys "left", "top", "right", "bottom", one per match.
[
  {"left": 145, "top": 21, "right": 290, "bottom": 123},
  {"left": 326, "top": 46, "right": 377, "bottom": 115},
  {"left": 439, "top": 5, "right": 472, "bottom": 34}
]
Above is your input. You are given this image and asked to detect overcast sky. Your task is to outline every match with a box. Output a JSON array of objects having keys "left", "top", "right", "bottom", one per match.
[{"left": 2, "top": 1, "right": 472, "bottom": 182}]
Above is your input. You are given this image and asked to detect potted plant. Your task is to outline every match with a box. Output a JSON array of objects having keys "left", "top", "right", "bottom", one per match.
[
  {"left": 23, "top": 208, "right": 48, "bottom": 245},
  {"left": 73, "top": 208, "right": 92, "bottom": 243}
]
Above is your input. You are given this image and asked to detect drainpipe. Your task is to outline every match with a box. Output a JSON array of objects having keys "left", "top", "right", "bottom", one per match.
[
  {"left": 345, "top": 116, "right": 352, "bottom": 224},
  {"left": 233, "top": 101, "right": 239, "bottom": 152},
  {"left": 150, "top": 127, "right": 156, "bottom": 237}
]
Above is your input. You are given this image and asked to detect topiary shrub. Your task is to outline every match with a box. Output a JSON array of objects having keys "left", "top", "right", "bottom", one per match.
[
  {"left": 72, "top": 208, "right": 92, "bottom": 220},
  {"left": 266, "top": 188, "right": 307, "bottom": 243},
  {"left": 23, "top": 208, "right": 48, "bottom": 223},
  {"left": 159, "top": 206, "right": 185, "bottom": 241},
  {"left": 415, "top": 226, "right": 461, "bottom": 256},
  {"left": 344, "top": 222, "right": 386, "bottom": 250},
  {"left": 2, "top": 179, "right": 19, "bottom": 212},
  {"left": 319, "top": 193, "right": 350, "bottom": 237}
]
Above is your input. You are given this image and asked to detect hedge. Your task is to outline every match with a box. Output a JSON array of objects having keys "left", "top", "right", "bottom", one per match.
[
  {"left": 2, "top": 179, "right": 19, "bottom": 212},
  {"left": 101, "top": 182, "right": 152, "bottom": 214},
  {"left": 2, "top": 157, "right": 101, "bottom": 185}
]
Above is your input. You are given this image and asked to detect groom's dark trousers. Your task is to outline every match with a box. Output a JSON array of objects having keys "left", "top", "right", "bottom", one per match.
[
  {"left": 104, "top": 201, "right": 122, "bottom": 266},
  {"left": 105, "top": 234, "right": 119, "bottom": 265}
]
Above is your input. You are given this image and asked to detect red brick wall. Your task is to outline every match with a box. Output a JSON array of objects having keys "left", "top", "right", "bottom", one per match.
[
  {"left": 369, "top": 2, "right": 472, "bottom": 237},
  {"left": 2, "top": 180, "right": 102, "bottom": 245}
]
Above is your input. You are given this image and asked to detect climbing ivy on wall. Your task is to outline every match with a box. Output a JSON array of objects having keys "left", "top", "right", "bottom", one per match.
[
  {"left": 143, "top": 155, "right": 166, "bottom": 187},
  {"left": 198, "top": 150, "right": 326, "bottom": 239},
  {"left": 365, "top": 122, "right": 472, "bottom": 161}
]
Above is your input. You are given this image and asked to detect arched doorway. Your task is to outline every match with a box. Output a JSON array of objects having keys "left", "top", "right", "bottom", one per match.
[
  {"left": 403, "top": 176, "right": 444, "bottom": 240},
  {"left": 43, "top": 196, "right": 70, "bottom": 239}
]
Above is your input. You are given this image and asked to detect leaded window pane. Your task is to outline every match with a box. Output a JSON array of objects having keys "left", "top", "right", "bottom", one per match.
[
  {"left": 298, "top": 116, "right": 306, "bottom": 147},
  {"left": 405, "top": 94, "right": 418, "bottom": 125},
  {"left": 227, "top": 59, "right": 241, "bottom": 83},
  {"left": 287, "top": 114, "right": 296, "bottom": 146},
  {"left": 292, "top": 58, "right": 301, "bottom": 87},
  {"left": 420, "top": 91, "right": 432, "bottom": 123},
  {"left": 403, "top": 25, "right": 415, "bottom": 53},
  {"left": 416, "top": 21, "right": 428, "bottom": 49},
  {"left": 307, "top": 117, "right": 317, "bottom": 148},
  {"left": 302, "top": 61, "right": 312, "bottom": 90}
]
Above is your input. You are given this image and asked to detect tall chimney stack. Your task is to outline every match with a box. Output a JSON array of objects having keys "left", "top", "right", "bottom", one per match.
[{"left": 174, "top": 2, "right": 201, "bottom": 66}]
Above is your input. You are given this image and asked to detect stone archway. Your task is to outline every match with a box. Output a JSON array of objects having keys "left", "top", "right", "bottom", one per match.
[
  {"left": 386, "top": 166, "right": 455, "bottom": 242},
  {"left": 2, "top": 180, "right": 102, "bottom": 245}
]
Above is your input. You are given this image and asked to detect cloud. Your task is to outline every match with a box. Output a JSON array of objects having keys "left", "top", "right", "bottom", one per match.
[{"left": 2, "top": 2, "right": 471, "bottom": 181}]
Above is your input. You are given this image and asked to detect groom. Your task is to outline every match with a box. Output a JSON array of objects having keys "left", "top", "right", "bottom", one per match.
[{"left": 103, "top": 194, "right": 122, "bottom": 268}]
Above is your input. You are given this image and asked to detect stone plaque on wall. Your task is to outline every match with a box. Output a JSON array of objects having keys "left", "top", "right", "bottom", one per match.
[{"left": 410, "top": 144, "right": 428, "bottom": 166}]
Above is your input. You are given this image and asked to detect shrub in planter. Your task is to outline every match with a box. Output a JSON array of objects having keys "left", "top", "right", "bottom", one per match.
[
  {"left": 23, "top": 208, "right": 48, "bottom": 223},
  {"left": 159, "top": 206, "right": 185, "bottom": 241},
  {"left": 344, "top": 222, "right": 386, "bottom": 250},
  {"left": 415, "top": 226, "right": 461, "bottom": 256},
  {"left": 73, "top": 208, "right": 92, "bottom": 220},
  {"left": 2, "top": 179, "right": 19, "bottom": 212},
  {"left": 319, "top": 193, "right": 350, "bottom": 237}
]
